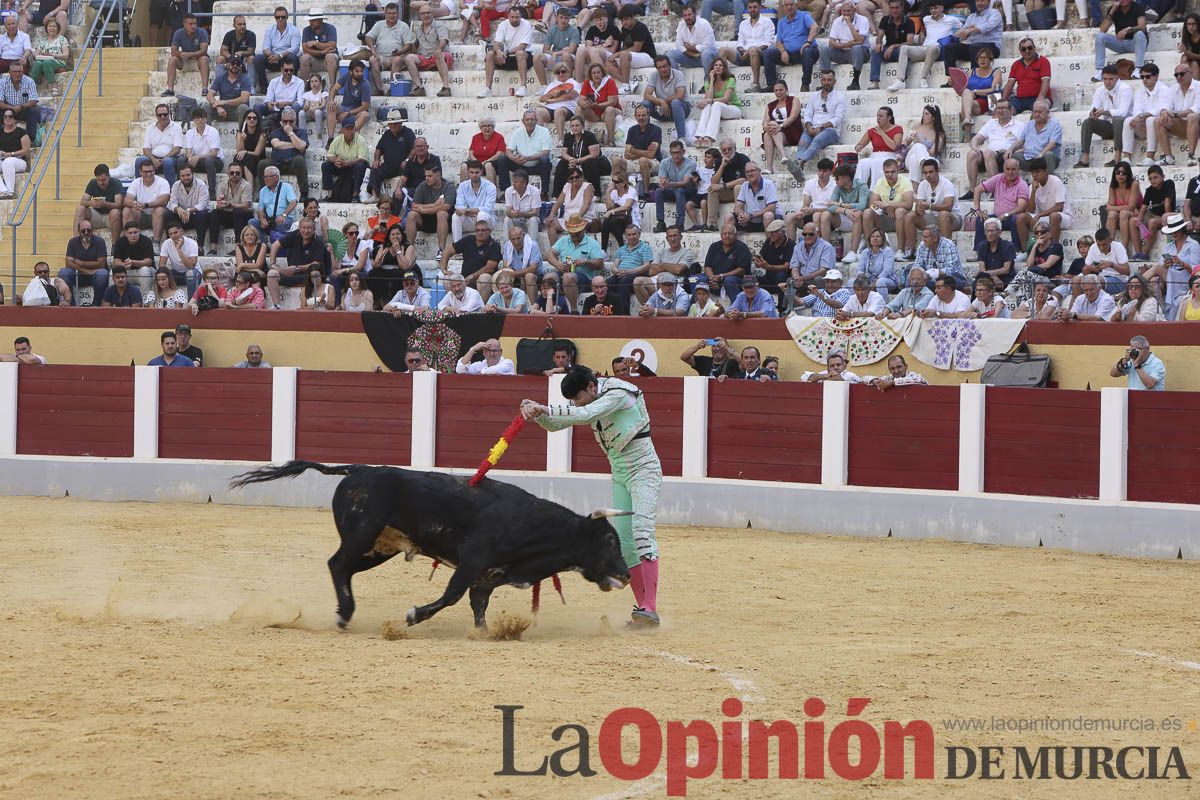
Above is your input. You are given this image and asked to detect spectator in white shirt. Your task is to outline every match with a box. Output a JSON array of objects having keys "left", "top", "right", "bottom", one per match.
[
  {"left": 182, "top": 108, "right": 224, "bottom": 202},
  {"left": 819, "top": 6, "right": 871, "bottom": 91},
  {"left": 868, "top": 354, "right": 928, "bottom": 390},
  {"left": 123, "top": 161, "right": 171, "bottom": 242},
  {"left": 837, "top": 275, "right": 886, "bottom": 317},
  {"left": 456, "top": 338, "right": 517, "bottom": 374},
  {"left": 920, "top": 273, "right": 972, "bottom": 318},
  {"left": 478, "top": 7, "right": 533, "bottom": 98},
  {"left": 802, "top": 350, "right": 862, "bottom": 382},
  {"left": 1120, "top": 63, "right": 1172, "bottom": 164},
  {"left": 967, "top": 98, "right": 1022, "bottom": 192},
  {"left": 136, "top": 103, "right": 184, "bottom": 185},
  {"left": 1060, "top": 273, "right": 1118, "bottom": 321},
  {"left": 1075, "top": 64, "right": 1133, "bottom": 168},
  {"left": 795, "top": 70, "right": 846, "bottom": 172},
  {"left": 1022, "top": 158, "right": 1072, "bottom": 241},
  {"left": 1079, "top": 226, "right": 1131, "bottom": 294},
  {"left": 907, "top": 158, "right": 961, "bottom": 243},
  {"left": 895, "top": 0, "right": 962, "bottom": 90},
  {"left": 1155, "top": 64, "right": 1200, "bottom": 166},
  {"left": 158, "top": 222, "right": 201, "bottom": 297},
  {"left": 438, "top": 272, "right": 485, "bottom": 314},
  {"left": 504, "top": 169, "right": 542, "bottom": 237},
  {"left": 669, "top": 7, "right": 718, "bottom": 73},
  {"left": 256, "top": 60, "right": 304, "bottom": 126},
  {"left": 718, "top": 0, "right": 775, "bottom": 92}
]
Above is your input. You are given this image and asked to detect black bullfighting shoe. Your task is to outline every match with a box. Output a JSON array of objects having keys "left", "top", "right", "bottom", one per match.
[{"left": 629, "top": 608, "right": 660, "bottom": 628}]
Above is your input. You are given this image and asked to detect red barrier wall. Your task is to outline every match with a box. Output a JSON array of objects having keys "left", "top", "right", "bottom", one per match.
[
  {"left": 16, "top": 365, "right": 135, "bottom": 457},
  {"left": 158, "top": 369, "right": 273, "bottom": 461},
  {"left": 571, "top": 378, "right": 685, "bottom": 476},
  {"left": 848, "top": 384, "right": 960, "bottom": 491},
  {"left": 707, "top": 381, "right": 823, "bottom": 482},
  {"left": 296, "top": 371, "right": 412, "bottom": 466},
  {"left": 1128, "top": 392, "right": 1200, "bottom": 505},
  {"left": 435, "top": 374, "right": 547, "bottom": 471},
  {"left": 984, "top": 388, "right": 1100, "bottom": 499}
]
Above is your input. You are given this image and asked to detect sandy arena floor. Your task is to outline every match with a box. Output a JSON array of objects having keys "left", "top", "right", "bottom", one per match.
[{"left": 1, "top": 496, "right": 1198, "bottom": 799}]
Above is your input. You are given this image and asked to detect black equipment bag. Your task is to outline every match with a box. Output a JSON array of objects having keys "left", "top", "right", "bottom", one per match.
[
  {"left": 515, "top": 321, "right": 576, "bottom": 376},
  {"left": 981, "top": 342, "right": 1051, "bottom": 387}
]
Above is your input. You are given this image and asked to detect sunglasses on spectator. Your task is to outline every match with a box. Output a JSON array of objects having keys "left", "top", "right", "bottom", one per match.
[
  {"left": 1019, "top": 45, "right": 1034, "bottom": 52},
  {"left": 1177, "top": 70, "right": 1190, "bottom": 77},
  {"left": 156, "top": 112, "right": 168, "bottom": 117},
  {"left": 802, "top": 231, "right": 817, "bottom": 237},
  {"left": 275, "top": 13, "right": 287, "bottom": 18}
]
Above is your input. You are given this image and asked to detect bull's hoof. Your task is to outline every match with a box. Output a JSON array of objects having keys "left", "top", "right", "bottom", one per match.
[
  {"left": 336, "top": 614, "right": 349, "bottom": 630},
  {"left": 405, "top": 607, "right": 418, "bottom": 626}
]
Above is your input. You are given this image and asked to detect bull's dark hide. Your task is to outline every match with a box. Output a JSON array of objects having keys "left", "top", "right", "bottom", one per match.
[{"left": 360, "top": 310, "right": 505, "bottom": 373}]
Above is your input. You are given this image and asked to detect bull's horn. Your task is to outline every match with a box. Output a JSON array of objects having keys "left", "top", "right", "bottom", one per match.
[{"left": 589, "top": 507, "right": 634, "bottom": 519}]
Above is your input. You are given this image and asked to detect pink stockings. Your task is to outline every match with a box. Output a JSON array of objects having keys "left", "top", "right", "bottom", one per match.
[{"left": 627, "top": 557, "right": 659, "bottom": 612}]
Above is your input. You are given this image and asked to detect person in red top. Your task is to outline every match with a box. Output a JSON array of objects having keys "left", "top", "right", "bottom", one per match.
[
  {"left": 367, "top": 197, "right": 402, "bottom": 247},
  {"left": 187, "top": 267, "right": 230, "bottom": 315},
  {"left": 461, "top": 118, "right": 506, "bottom": 186},
  {"left": 1003, "top": 38, "right": 1052, "bottom": 115},
  {"left": 578, "top": 62, "right": 621, "bottom": 145},
  {"left": 852, "top": 107, "right": 904, "bottom": 188}
]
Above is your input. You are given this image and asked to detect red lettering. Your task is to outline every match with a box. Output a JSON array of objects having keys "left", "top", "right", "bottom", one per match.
[
  {"left": 665, "top": 720, "right": 718, "bottom": 796},
  {"left": 748, "top": 720, "right": 799, "bottom": 779},
  {"left": 599, "top": 707, "right": 662, "bottom": 782},
  {"left": 883, "top": 720, "right": 935, "bottom": 779},
  {"left": 720, "top": 698, "right": 743, "bottom": 779},
  {"left": 803, "top": 697, "right": 826, "bottom": 779}
]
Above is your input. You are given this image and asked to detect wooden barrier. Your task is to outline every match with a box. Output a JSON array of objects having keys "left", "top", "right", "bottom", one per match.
[
  {"left": 707, "top": 380, "right": 823, "bottom": 483},
  {"left": 847, "top": 384, "right": 960, "bottom": 491},
  {"left": 295, "top": 371, "right": 413, "bottom": 466},
  {"left": 435, "top": 374, "right": 548, "bottom": 471},
  {"left": 571, "top": 378, "right": 685, "bottom": 476},
  {"left": 1127, "top": 392, "right": 1200, "bottom": 505},
  {"left": 158, "top": 369, "right": 273, "bottom": 461},
  {"left": 984, "top": 387, "right": 1101, "bottom": 499},
  {"left": 16, "top": 365, "right": 134, "bottom": 457}
]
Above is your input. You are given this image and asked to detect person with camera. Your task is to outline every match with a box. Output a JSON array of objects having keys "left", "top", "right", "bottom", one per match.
[{"left": 1109, "top": 335, "right": 1166, "bottom": 390}]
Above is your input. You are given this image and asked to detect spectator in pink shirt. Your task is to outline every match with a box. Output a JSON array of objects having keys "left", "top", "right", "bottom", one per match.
[
  {"left": 226, "top": 271, "right": 265, "bottom": 309},
  {"left": 969, "top": 157, "right": 1030, "bottom": 250}
]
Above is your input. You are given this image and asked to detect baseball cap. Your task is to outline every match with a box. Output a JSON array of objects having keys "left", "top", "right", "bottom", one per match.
[
  {"left": 175, "top": 323, "right": 191, "bottom": 333},
  {"left": 825, "top": 269, "right": 844, "bottom": 281},
  {"left": 741, "top": 274, "right": 758, "bottom": 286}
]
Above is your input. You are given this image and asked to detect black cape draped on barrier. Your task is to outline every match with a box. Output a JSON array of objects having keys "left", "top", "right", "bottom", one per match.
[{"left": 360, "top": 310, "right": 506, "bottom": 373}]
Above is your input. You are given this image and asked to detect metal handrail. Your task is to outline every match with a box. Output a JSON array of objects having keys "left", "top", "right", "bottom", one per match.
[{"left": 6, "top": 0, "right": 121, "bottom": 297}]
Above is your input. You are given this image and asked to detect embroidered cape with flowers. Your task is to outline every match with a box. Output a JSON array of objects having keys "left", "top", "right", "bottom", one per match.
[
  {"left": 360, "top": 309, "right": 505, "bottom": 373},
  {"left": 786, "top": 316, "right": 901, "bottom": 366}
]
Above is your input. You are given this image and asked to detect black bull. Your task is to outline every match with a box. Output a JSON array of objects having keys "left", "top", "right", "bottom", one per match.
[{"left": 229, "top": 461, "right": 631, "bottom": 629}]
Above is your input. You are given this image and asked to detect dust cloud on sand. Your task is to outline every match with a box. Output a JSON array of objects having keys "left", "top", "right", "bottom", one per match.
[{"left": 2, "top": 496, "right": 1199, "bottom": 799}]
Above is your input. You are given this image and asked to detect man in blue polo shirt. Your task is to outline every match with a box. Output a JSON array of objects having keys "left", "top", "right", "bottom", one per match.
[
  {"left": 764, "top": 0, "right": 818, "bottom": 92},
  {"left": 267, "top": 216, "right": 330, "bottom": 308},
  {"left": 148, "top": 331, "right": 196, "bottom": 367}
]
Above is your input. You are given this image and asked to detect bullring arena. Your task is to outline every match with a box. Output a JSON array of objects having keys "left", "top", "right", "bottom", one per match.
[{"left": 4, "top": 495, "right": 1199, "bottom": 799}]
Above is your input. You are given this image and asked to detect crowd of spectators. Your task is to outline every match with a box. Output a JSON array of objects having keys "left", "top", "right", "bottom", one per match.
[{"left": 8, "top": 0, "right": 1200, "bottom": 349}]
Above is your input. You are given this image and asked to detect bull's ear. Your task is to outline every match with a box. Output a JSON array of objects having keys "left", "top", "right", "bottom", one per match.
[{"left": 589, "top": 507, "right": 634, "bottom": 519}]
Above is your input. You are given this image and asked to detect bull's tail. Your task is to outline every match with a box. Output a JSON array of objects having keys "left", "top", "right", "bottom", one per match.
[{"left": 229, "top": 460, "right": 366, "bottom": 490}]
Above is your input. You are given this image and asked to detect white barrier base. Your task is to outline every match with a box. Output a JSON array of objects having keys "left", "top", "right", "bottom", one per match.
[{"left": 1, "top": 456, "right": 1198, "bottom": 561}]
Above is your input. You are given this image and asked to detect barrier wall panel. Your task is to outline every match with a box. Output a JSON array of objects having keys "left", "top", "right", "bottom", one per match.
[
  {"left": 436, "top": 374, "right": 547, "bottom": 471},
  {"left": 1128, "top": 392, "right": 1200, "bottom": 505},
  {"left": 848, "top": 384, "right": 960, "bottom": 490},
  {"left": 296, "top": 371, "right": 413, "bottom": 466},
  {"left": 16, "top": 365, "right": 134, "bottom": 457},
  {"left": 707, "top": 381, "right": 823, "bottom": 482},
  {"left": 158, "top": 369, "right": 272, "bottom": 461},
  {"left": 571, "top": 378, "right": 685, "bottom": 476},
  {"left": 984, "top": 388, "right": 1100, "bottom": 499}
]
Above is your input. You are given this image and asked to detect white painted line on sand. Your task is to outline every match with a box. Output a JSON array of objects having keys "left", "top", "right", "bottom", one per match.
[{"left": 1126, "top": 649, "right": 1200, "bottom": 671}]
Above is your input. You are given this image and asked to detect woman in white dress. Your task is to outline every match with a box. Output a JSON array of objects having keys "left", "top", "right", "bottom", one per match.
[
  {"left": 341, "top": 271, "right": 374, "bottom": 311},
  {"left": 903, "top": 105, "right": 946, "bottom": 184}
]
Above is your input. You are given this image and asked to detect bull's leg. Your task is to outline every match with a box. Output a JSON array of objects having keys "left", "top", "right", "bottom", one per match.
[
  {"left": 468, "top": 585, "right": 495, "bottom": 629},
  {"left": 328, "top": 547, "right": 397, "bottom": 629},
  {"left": 406, "top": 566, "right": 480, "bottom": 626}
]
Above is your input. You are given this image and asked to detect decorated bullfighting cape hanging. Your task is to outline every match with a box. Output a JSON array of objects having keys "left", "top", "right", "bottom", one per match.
[
  {"left": 523, "top": 368, "right": 663, "bottom": 628},
  {"left": 360, "top": 309, "right": 505, "bottom": 373}
]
